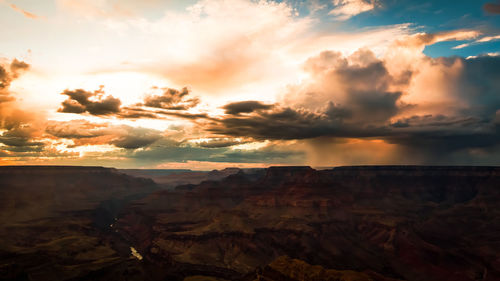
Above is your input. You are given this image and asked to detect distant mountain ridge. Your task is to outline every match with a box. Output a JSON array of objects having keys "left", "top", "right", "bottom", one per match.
[{"left": 119, "top": 167, "right": 261, "bottom": 188}]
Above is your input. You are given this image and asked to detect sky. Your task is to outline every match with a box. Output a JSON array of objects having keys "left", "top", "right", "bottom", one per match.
[{"left": 0, "top": 0, "right": 500, "bottom": 169}]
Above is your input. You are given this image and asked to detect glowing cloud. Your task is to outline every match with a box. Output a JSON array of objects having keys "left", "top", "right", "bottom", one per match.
[{"left": 329, "top": 0, "right": 379, "bottom": 20}]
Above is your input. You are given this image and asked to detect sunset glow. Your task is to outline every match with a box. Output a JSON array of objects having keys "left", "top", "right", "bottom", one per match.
[{"left": 1, "top": 0, "right": 500, "bottom": 168}]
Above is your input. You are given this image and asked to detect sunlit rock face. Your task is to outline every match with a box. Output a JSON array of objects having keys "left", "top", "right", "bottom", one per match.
[{"left": 2, "top": 166, "right": 500, "bottom": 281}]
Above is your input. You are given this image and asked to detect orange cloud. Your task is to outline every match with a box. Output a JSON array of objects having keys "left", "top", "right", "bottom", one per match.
[
  {"left": 9, "top": 4, "right": 44, "bottom": 20},
  {"left": 329, "top": 0, "right": 380, "bottom": 20}
]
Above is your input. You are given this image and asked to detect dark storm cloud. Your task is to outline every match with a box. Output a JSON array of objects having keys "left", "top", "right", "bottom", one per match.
[
  {"left": 390, "top": 115, "right": 480, "bottom": 129},
  {"left": 59, "top": 88, "right": 122, "bottom": 115},
  {"left": 209, "top": 100, "right": 500, "bottom": 164},
  {"left": 301, "top": 50, "right": 402, "bottom": 124},
  {"left": 141, "top": 87, "right": 199, "bottom": 110},
  {"left": 484, "top": 1, "right": 500, "bottom": 14},
  {"left": 385, "top": 119, "right": 500, "bottom": 164},
  {"left": 208, "top": 103, "right": 387, "bottom": 140},
  {"left": 208, "top": 50, "right": 401, "bottom": 140},
  {"left": 334, "top": 61, "right": 401, "bottom": 122},
  {"left": 454, "top": 55, "right": 500, "bottom": 118},
  {"left": 209, "top": 106, "right": 329, "bottom": 140},
  {"left": 206, "top": 53, "right": 500, "bottom": 162},
  {"left": 223, "top": 101, "right": 274, "bottom": 115}
]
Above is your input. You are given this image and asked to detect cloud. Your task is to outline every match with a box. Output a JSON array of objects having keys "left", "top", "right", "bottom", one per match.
[
  {"left": 45, "top": 120, "right": 162, "bottom": 149},
  {"left": 208, "top": 106, "right": 335, "bottom": 140},
  {"left": 287, "top": 49, "right": 402, "bottom": 123},
  {"left": 0, "top": 59, "right": 47, "bottom": 154},
  {"left": 51, "top": 30, "right": 500, "bottom": 165},
  {"left": 222, "top": 101, "right": 274, "bottom": 115},
  {"left": 329, "top": 0, "right": 379, "bottom": 20},
  {"left": 45, "top": 26, "right": 500, "bottom": 166},
  {"left": 453, "top": 43, "right": 470, "bottom": 50},
  {"left": 477, "top": 34, "right": 500, "bottom": 43},
  {"left": 0, "top": 108, "right": 46, "bottom": 154},
  {"left": 141, "top": 87, "right": 199, "bottom": 110},
  {"left": 118, "top": 107, "right": 160, "bottom": 119},
  {"left": 44, "top": 120, "right": 109, "bottom": 139},
  {"left": 110, "top": 127, "right": 163, "bottom": 149},
  {"left": 392, "top": 30, "right": 481, "bottom": 51},
  {"left": 208, "top": 103, "right": 389, "bottom": 140},
  {"left": 155, "top": 111, "right": 211, "bottom": 120},
  {"left": 51, "top": 0, "right": 410, "bottom": 101},
  {"left": 58, "top": 87, "right": 122, "bottom": 115},
  {"left": 5, "top": 12, "right": 500, "bottom": 167},
  {"left": 0, "top": 126, "right": 44, "bottom": 148},
  {"left": 9, "top": 59, "right": 30, "bottom": 77},
  {"left": 195, "top": 138, "right": 251, "bottom": 148},
  {"left": 453, "top": 34, "right": 500, "bottom": 49},
  {"left": 203, "top": 45, "right": 500, "bottom": 165},
  {"left": 382, "top": 30, "right": 480, "bottom": 90},
  {"left": 0, "top": 66, "right": 10, "bottom": 91},
  {"left": 58, "top": 85, "right": 205, "bottom": 120},
  {"left": 127, "top": 138, "right": 304, "bottom": 166},
  {"left": 9, "top": 3, "right": 44, "bottom": 20},
  {"left": 484, "top": 1, "right": 500, "bottom": 14},
  {"left": 0, "top": 59, "right": 30, "bottom": 96},
  {"left": 128, "top": 0, "right": 312, "bottom": 94}
]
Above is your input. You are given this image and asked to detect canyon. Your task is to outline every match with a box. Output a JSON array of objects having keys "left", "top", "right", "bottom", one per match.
[{"left": 1, "top": 166, "right": 499, "bottom": 281}]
